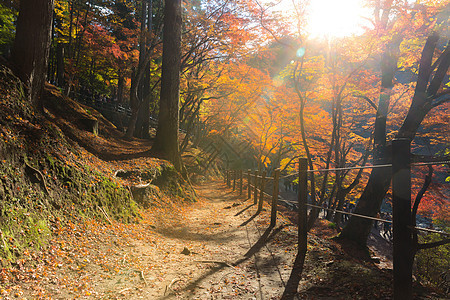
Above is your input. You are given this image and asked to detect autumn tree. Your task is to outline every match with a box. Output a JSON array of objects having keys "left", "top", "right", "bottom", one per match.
[
  {"left": 340, "top": 1, "right": 449, "bottom": 245},
  {"left": 12, "top": 0, "right": 54, "bottom": 111},
  {"left": 49, "top": 1, "right": 131, "bottom": 98},
  {"left": 178, "top": 0, "right": 266, "bottom": 155},
  {"left": 125, "top": 0, "right": 164, "bottom": 139}
]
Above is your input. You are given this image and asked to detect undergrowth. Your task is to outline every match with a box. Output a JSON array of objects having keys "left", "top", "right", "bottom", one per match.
[{"left": 0, "top": 64, "right": 139, "bottom": 266}]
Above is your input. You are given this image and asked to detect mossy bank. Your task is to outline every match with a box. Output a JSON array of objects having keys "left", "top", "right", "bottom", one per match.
[{"left": 0, "top": 64, "right": 192, "bottom": 266}]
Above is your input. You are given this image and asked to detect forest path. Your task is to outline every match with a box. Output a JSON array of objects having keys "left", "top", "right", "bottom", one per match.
[
  {"left": 9, "top": 180, "right": 401, "bottom": 299},
  {"left": 12, "top": 180, "right": 297, "bottom": 299},
  {"left": 135, "top": 180, "right": 296, "bottom": 299}
]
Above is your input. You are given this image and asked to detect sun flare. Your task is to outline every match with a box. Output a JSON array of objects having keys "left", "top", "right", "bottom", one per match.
[
  {"left": 306, "top": 0, "right": 370, "bottom": 38},
  {"left": 273, "top": 0, "right": 371, "bottom": 38}
]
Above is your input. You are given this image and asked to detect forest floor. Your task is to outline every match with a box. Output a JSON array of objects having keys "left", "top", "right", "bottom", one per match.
[
  {"left": 2, "top": 179, "right": 444, "bottom": 299},
  {"left": 0, "top": 80, "right": 445, "bottom": 299}
]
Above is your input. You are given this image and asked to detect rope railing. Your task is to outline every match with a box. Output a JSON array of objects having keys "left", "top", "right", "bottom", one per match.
[
  {"left": 225, "top": 141, "right": 449, "bottom": 299},
  {"left": 412, "top": 160, "right": 450, "bottom": 167},
  {"left": 409, "top": 226, "right": 450, "bottom": 236},
  {"left": 284, "top": 199, "right": 449, "bottom": 236},
  {"left": 275, "top": 160, "right": 449, "bottom": 179},
  {"left": 279, "top": 199, "right": 392, "bottom": 223},
  {"left": 244, "top": 176, "right": 450, "bottom": 237},
  {"left": 228, "top": 156, "right": 449, "bottom": 221}
]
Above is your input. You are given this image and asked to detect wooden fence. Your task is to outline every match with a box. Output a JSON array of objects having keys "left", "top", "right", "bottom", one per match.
[
  {"left": 225, "top": 168, "right": 281, "bottom": 228},
  {"left": 224, "top": 138, "right": 449, "bottom": 300}
]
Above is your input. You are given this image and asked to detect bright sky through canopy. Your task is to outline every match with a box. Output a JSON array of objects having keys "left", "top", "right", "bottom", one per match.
[{"left": 305, "top": 0, "right": 370, "bottom": 38}]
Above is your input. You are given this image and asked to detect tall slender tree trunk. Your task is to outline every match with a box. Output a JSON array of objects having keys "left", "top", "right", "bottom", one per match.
[
  {"left": 56, "top": 43, "right": 65, "bottom": 87},
  {"left": 339, "top": 37, "right": 401, "bottom": 245},
  {"left": 135, "top": 0, "right": 153, "bottom": 139},
  {"left": 12, "top": 0, "right": 54, "bottom": 112},
  {"left": 135, "top": 93, "right": 151, "bottom": 139},
  {"left": 151, "top": 0, "right": 183, "bottom": 171},
  {"left": 126, "top": 0, "right": 149, "bottom": 139},
  {"left": 117, "top": 71, "right": 124, "bottom": 104}
]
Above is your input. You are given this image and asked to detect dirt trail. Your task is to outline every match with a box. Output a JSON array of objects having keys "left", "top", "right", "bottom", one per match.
[
  {"left": 6, "top": 180, "right": 403, "bottom": 299},
  {"left": 10, "top": 181, "right": 297, "bottom": 299},
  {"left": 133, "top": 181, "right": 296, "bottom": 299}
]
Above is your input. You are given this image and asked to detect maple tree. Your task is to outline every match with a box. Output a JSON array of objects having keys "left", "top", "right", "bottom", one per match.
[
  {"left": 340, "top": 0, "right": 450, "bottom": 245},
  {"left": 247, "top": 3, "right": 374, "bottom": 231}
]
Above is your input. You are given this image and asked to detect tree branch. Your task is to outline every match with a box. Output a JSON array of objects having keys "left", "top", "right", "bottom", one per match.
[
  {"left": 412, "top": 165, "right": 433, "bottom": 222},
  {"left": 254, "top": 0, "right": 294, "bottom": 49},
  {"left": 416, "top": 32, "right": 440, "bottom": 95},
  {"left": 431, "top": 92, "right": 450, "bottom": 108},
  {"left": 353, "top": 94, "right": 378, "bottom": 111},
  {"left": 418, "top": 239, "right": 450, "bottom": 250},
  {"left": 427, "top": 40, "right": 450, "bottom": 97}
]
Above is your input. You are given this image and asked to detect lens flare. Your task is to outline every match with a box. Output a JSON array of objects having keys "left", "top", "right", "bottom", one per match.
[{"left": 296, "top": 47, "right": 306, "bottom": 58}]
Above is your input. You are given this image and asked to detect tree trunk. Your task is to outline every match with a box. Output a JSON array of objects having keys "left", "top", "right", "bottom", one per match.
[
  {"left": 125, "top": 67, "right": 139, "bottom": 139},
  {"left": 339, "top": 36, "right": 401, "bottom": 245},
  {"left": 117, "top": 71, "right": 124, "bottom": 103},
  {"left": 151, "top": 0, "right": 183, "bottom": 171},
  {"left": 340, "top": 33, "right": 449, "bottom": 246},
  {"left": 56, "top": 42, "right": 65, "bottom": 87},
  {"left": 135, "top": 92, "right": 151, "bottom": 139},
  {"left": 12, "top": 0, "right": 54, "bottom": 111},
  {"left": 126, "top": 0, "right": 151, "bottom": 139}
]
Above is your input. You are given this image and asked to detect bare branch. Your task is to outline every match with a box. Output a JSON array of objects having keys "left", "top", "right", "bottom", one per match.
[
  {"left": 431, "top": 92, "right": 450, "bottom": 108},
  {"left": 412, "top": 165, "right": 433, "bottom": 221},
  {"left": 254, "top": 0, "right": 294, "bottom": 49},
  {"left": 353, "top": 94, "right": 378, "bottom": 111},
  {"left": 418, "top": 239, "right": 450, "bottom": 250},
  {"left": 427, "top": 40, "right": 450, "bottom": 96}
]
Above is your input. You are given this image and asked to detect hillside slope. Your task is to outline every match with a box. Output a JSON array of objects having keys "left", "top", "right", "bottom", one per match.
[{"left": 0, "top": 63, "right": 193, "bottom": 267}]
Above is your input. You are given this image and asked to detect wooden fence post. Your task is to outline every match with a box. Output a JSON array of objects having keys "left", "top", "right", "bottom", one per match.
[
  {"left": 258, "top": 171, "right": 266, "bottom": 212},
  {"left": 254, "top": 170, "right": 259, "bottom": 205},
  {"left": 298, "top": 158, "right": 308, "bottom": 257},
  {"left": 298, "top": 159, "right": 308, "bottom": 243},
  {"left": 239, "top": 170, "right": 243, "bottom": 195},
  {"left": 392, "top": 138, "right": 412, "bottom": 300},
  {"left": 247, "top": 169, "right": 252, "bottom": 199},
  {"left": 233, "top": 170, "right": 236, "bottom": 190},
  {"left": 270, "top": 169, "right": 280, "bottom": 228}
]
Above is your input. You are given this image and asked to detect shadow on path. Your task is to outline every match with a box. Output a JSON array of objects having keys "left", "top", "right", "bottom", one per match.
[
  {"left": 232, "top": 225, "right": 285, "bottom": 267},
  {"left": 157, "top": 264, "right": 227, "bottom": 300},
  {"left": 159, "top": 181, "right": 290, "bottom": 299},
  {"left": 235, "top": 204, "right": 255, "bottom": 216},
  {"left": 239, "top": 211, "right": 260, "bottom": 227},
  {"left": 280, "top": 249, "right": 306, "bottom": 300},
  {"left": 158, "top": 221, "right": 286, "bottom": 299},
  {"left": 244, "top": 225, "right": 285, "bottom": 258}
]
